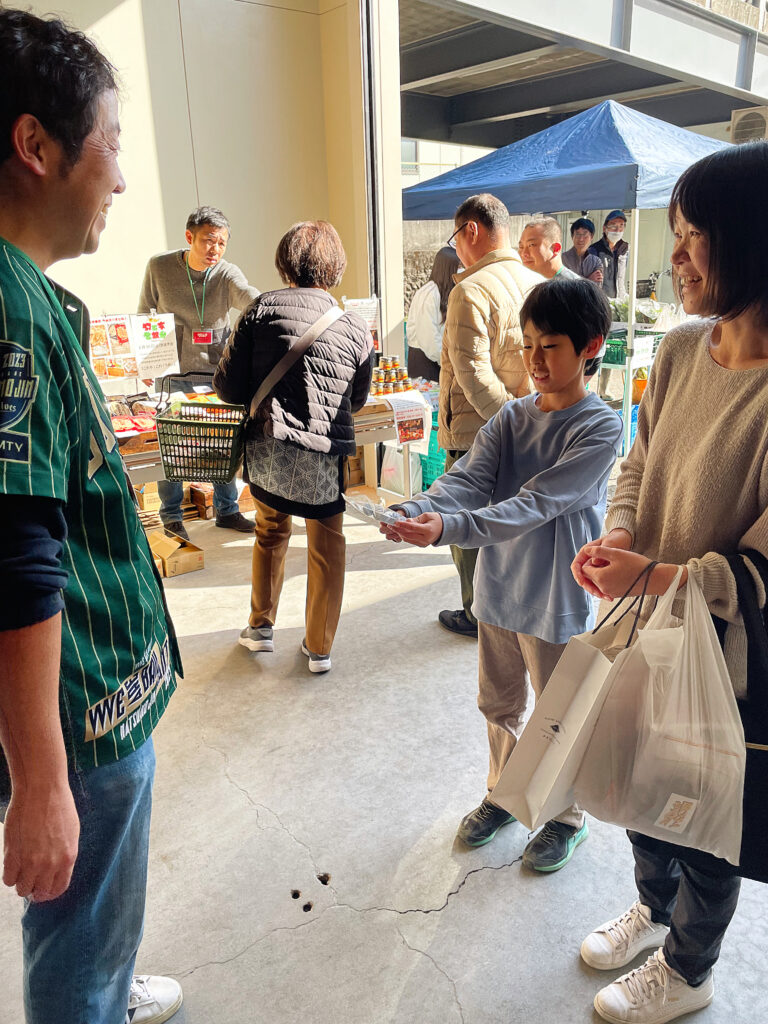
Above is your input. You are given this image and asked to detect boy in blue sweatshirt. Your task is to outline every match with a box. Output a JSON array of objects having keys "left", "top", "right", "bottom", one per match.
[{"left": 384, "top": 277, "right": 622, "bottom": 872}]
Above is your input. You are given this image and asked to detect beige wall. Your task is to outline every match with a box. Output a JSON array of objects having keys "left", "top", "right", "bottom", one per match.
[{"left": 23, "top": 0, "right": 371, "bottom": 317}]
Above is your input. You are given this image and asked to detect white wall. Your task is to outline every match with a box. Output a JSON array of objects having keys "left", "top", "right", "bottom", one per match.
[
  {"left": 21, "top": 0, "right": 370, "bottom": 316},
  {"left": 401, "top": 139, "right": 495, "bottom": 190}
]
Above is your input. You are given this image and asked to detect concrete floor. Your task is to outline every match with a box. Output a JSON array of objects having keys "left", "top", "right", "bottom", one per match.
[{"left": 1, "top": 514, "right": 766, "bottom": 1024}]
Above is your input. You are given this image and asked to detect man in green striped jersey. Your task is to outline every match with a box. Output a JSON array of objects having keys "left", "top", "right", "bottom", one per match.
[{"left": 0, "top": 11, "right": 183, "bottom": 1023}]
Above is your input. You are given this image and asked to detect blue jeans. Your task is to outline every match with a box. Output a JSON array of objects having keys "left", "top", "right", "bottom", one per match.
[
  {"left": 158, "top": 476, "right": 239, "bottom": 523},
  {"left": 22, "top": 739, "right": 156, "bottom": 1024}
]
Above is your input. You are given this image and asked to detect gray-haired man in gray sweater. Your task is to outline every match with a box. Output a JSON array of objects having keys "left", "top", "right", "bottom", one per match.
[{"left": 138, "top": 206, "right": 259, "bottom": 537}]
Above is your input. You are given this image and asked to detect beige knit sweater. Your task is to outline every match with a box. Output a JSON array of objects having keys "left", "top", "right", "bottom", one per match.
[{"left": 605, "top": 318, "right": 768, "bottom": 695}]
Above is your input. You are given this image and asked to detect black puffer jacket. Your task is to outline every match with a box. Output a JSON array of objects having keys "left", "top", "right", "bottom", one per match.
[{"left": 214, "top": 288, "right": 374, "bottom": 455}]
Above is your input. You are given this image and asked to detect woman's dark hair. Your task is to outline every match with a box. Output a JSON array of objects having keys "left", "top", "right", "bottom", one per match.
[
  {"left": 570, "top": 217, "right": 595, "bottom": 238},
  {"left": 668, "top": 142, "right": 768, "bottom": 326},
  {"left": 275, "top": 221, "right": 347, "bottom": 290},
  {"left": 520, "top": 277, "right": 612, "bottom": 376},
  {"left": 0, "top": 9, "right": 117, "bottom": 167},
  {"left": 429, "top": 246, "right": 461, "bottom": 322}
]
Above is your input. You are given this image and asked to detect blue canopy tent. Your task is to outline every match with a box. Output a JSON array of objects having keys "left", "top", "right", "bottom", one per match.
[
  {"left": 402, "top": 99, "right": 728, "bottom": 219},
  {"left": 402, "top": 100, "right": 728, "bottom": 449}
]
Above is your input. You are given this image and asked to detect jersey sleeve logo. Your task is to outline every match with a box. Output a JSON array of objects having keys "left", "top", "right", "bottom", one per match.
[{"left": 0, "top": 341, "right": 39, "bottom": 463}]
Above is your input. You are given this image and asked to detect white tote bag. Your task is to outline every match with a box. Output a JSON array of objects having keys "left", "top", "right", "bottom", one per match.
[
  {"left": 574, "top": 571, "right": 746, "bottom": 865},
  {"left": 491, "top": 582, "right": 655, "bottom": 830}
]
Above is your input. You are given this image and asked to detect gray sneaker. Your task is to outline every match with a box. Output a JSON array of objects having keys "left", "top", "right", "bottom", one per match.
[
  {"left": 301, "top": 639, "right": 331, "bottom": 673},
  {"left": 239, "top": 626, "right": 274, "bottom": 652}
]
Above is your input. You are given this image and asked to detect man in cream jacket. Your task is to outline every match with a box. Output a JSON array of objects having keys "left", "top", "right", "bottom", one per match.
[{"left": 438, "top": 194, "right": 542, "bottom": 637}]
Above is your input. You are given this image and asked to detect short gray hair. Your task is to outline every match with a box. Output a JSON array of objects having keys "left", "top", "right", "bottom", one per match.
[{"left": 454, "top": 193, "right": 509, "bottom": 234}]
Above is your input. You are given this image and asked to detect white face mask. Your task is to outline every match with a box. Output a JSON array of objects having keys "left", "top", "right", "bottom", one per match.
[{"left": 606, "top": 230, "right": 624, "bottom": 243}]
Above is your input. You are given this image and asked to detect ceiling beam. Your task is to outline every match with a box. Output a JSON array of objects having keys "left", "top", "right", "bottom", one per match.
[
  {"left": 454, "top": 83, "right": 697, "bottom": 128},
  {"left": 400, "top": 21, "right": 547, "bottom": 84},
  {"left": 401, "top": 44, "right": 562, "bottom": 91},
  {"left": 448, "top": 60, "right": 676, "bottom": 126}
]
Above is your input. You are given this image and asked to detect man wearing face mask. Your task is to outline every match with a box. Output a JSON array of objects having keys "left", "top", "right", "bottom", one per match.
[{"left": 589, "top": 211, "right": 629, "bottom": 299}]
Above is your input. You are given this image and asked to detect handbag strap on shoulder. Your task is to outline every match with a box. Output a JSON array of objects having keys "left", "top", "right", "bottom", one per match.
[
  {"left": 249, "top": 304, "right": 345, "bottom": 420},
  {"left": 726, "top": 550, "right": 768, "bottom": 729}
]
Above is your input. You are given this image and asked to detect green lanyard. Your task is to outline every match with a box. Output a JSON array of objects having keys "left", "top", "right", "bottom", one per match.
[{"left": 185, "top": 255, "right": 210, "bottom": 326}]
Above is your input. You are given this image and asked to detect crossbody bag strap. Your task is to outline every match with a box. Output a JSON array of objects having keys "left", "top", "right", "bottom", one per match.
[
  {"left": 724, "top": 551, "right": 768, "bottom": 730},
  {"left": 249, "top": 305, "right": 345, "bottom": 420}
]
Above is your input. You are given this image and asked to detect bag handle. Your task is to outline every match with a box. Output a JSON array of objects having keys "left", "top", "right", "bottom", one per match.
[
  {"left": 249, "top": 305, "right": 345, "bottom": 420},
  {"left": 592, "top": 559, "right": 659, "bottom": 648}
]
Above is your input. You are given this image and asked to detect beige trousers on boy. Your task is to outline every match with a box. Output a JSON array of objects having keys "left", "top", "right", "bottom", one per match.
[{"left": 478, "top": 621, "right": 584, "bottom": 828}]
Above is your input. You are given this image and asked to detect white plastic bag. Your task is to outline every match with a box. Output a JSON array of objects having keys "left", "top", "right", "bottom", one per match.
[
  {"left": 380, "top": 442, "right": 422, "bottom": 496},
  {"left": 574, "top": 572, "right": 746, "bottom": 864}
]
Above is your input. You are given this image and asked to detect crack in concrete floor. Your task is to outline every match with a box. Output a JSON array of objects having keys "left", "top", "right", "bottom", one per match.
[
  {"left": 178, "top": 696, "right": 525, "bottom": 1000},
  {"left": 395, "top": 923, "right": 466, "bottom": 1024}
]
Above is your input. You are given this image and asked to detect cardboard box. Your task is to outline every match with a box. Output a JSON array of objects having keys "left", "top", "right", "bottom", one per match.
[
  {"left": 136, "top": 482, "right": 162, "bottom": 512},
  {"left": 147, "top": 531, "right": 204, "bottom": 577},
  {"left": 136, "top": 482, "right": 189, "bottom": 511}
]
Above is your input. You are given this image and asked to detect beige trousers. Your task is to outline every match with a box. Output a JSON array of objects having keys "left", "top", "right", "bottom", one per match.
[
  {"left": 478, "top": 621, "right": 583, "bottom": 828},
  {"left": 249, "top": 499, "right": 346, "bottom": 656}
]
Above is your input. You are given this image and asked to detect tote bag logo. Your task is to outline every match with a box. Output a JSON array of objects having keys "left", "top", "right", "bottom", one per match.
[{"left": 0, "top": 341, "right": 38, "bottom": 429}]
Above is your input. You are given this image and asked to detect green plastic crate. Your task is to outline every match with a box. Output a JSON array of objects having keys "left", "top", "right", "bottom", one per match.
[
  {"left": 156, "top": 400, "right": 246, "bottom": 482},
  {"left": 419, "top": 410, "right": 446, "bottom": 487}
]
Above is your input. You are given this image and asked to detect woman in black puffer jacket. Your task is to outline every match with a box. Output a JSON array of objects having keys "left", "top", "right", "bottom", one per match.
[{"left": 214, "top": 221, "right": 374, "bottom": 673}]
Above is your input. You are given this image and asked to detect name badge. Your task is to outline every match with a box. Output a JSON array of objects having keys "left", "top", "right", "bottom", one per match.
[{"left": 193, "top": 330, "right": 213, "bottom": 345}]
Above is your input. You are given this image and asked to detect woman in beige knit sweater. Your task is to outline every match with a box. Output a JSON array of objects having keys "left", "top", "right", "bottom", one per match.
[{"left": 571, "top": 142, "right": 768, "bottom": 1024}]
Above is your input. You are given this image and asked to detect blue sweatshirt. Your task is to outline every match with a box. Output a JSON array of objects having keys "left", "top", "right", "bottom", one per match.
[{"left": 400, "top": 392, "right": 622, "bottom": 643}]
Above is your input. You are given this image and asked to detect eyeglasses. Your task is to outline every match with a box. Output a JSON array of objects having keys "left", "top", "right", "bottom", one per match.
[{"left": 447, "top": 222, "right": 467, "bottom": 249}]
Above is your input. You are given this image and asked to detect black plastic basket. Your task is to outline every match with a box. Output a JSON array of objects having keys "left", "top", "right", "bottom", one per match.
[{"left": 156, "top": 401, "right": 246, "bottom": 482}]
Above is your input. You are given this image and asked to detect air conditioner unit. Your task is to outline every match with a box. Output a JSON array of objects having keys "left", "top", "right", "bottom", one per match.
[{"left": 730, "top": 107, "right": 768, "bottom": 144}]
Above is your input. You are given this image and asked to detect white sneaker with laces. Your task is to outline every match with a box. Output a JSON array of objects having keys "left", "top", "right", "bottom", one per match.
[
  {"left": 239, "top": 626, "right": 274, "bottom": 652},
  {"left": 125, "top": 975, "right": 183, "bottom": 1024},
  {"left": 301, "top": 639, "right": 331, "bottom": 673},
  {"left": 582, "top": 901, "right": 670, "bottom": 969},
  {"left": 594, "top": 949, "right": 714, "bottom": 1024}
]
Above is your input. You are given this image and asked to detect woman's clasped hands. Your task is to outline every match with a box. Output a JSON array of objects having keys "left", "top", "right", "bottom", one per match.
[{"left": 571, "top": 527, "right": 687, "bottom": 600}]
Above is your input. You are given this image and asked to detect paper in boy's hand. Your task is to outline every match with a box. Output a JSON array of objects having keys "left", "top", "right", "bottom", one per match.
[
  {"left": 344, "top": 494, "right": 402, "bottom": 526},
  {"left": 387, "top": 512, "right": 443, "bottom": 547}
]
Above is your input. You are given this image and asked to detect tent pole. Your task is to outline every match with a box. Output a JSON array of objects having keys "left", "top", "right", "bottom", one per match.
[{"left": 623, "top": 208, "right": 640, "bottom": 455}]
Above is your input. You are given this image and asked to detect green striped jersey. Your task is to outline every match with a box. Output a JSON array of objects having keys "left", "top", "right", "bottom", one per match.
[{"left": 0, "top": 237, "right": 181, "bottom": 769}]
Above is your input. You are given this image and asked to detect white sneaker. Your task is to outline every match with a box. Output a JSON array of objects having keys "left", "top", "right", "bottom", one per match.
[
  {"left": 126, "top": 975, "right": 183, "bottom": 1023},
  {"left": 239, "top": 626, "right": 274, "bottom": 652},
  {"left": 582, "top": 901, "right": 670, "bottom": 969},
  {"left": 301, "top": 639, "right": 331, "bottom": 673},
  {"left": 594, "top": 949, "right": 713, "bottom": 1024}
]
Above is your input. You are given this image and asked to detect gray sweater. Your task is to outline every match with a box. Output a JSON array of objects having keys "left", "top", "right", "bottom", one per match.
[
  {"left": 138, "top": 249, "right": 259, "bottom": 374},
  {"left": 400, "top": 392, "right": 622, "bottom": 643}
]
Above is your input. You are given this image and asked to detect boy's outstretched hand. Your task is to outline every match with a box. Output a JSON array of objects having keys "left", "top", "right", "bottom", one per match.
[{"left": 380, "top": 512, "right": 444, "bottom": 547}]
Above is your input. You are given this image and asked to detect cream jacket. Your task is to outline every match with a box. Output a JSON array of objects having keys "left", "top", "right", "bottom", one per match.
[{"left": 438, "top": 249, "right": 542, "bottom": 451}]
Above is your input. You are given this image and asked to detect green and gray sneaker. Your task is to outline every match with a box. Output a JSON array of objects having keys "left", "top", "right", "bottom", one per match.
[
  {"left": 456, "top": 797, "right": 516, "bottom": 847},
  {"left": 522, "top": 819, "right": 588, "bottom": 872}
]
